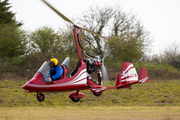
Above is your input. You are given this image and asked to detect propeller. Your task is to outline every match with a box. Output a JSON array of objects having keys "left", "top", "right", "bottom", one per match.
[
  {"left": 101, "top": 43, "right": 111, "bottom": 82},
  {"left": 102, "top": 61, "right": 109, "bottom": 81}
]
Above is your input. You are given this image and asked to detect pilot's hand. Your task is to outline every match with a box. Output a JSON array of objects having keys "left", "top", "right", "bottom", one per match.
[{"left": 47, "top": 78, "right": 52, "bottom": 82}]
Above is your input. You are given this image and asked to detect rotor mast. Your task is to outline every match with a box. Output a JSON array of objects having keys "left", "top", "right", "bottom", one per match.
[{"left": 73, "top": 25, "right": 85, "bottom": 61}]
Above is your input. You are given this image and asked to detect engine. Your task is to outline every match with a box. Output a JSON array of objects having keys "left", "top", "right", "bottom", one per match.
[{"left": 85, "top": 55, "right": 102, "bottom": 74}]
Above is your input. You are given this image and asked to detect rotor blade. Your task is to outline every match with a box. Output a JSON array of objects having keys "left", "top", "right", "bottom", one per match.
[
  {"left": 102, "top": 63, "right": 109, "bottom": 81},
  {"left": 83, "top": 27, "right": 123, "bottom": 46},
  {"left": 82, "top": 27, "right": 110, "bottom": 41},
  {"left": 42, "top": 0, "right": 123, "bottom": 46},
  {"left": 42, "top": 0, "right": 74, "bottom": 25}
]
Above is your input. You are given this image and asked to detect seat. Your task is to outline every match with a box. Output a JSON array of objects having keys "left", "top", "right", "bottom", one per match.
[{"left": 60, "top": 65, "right": 67, "bottom": 79}]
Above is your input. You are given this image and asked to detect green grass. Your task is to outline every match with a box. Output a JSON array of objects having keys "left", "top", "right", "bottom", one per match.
[
  {"left": 0, "top": 79, "right": 180, "bottom": 119},
  {"left": 0, "top": 79, "right": 180, "bottom": 107}
]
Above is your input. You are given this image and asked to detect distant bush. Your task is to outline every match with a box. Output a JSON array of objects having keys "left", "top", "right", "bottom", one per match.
[
  {"left": 1, "top": 54, "right": 180, "bottom": 80},
  {"left": 133, "top": 62, "right": 180, "bottom": 80},
  {"left": 0, "top": 53, "right": 80, "bottom": 80}
]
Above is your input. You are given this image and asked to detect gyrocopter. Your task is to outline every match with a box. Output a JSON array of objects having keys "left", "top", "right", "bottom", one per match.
[{"left": 22, "top": 0, "right": 149, "bottom": 102}]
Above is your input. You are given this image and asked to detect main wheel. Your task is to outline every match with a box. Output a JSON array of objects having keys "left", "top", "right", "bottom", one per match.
[
  {"left": 71, "top": 98, "right": 80, "bottom": 102},
  {"left": 37, "top": 93, "right": 45, "bottom": 102},
  {"left": 93, "top": 92, "right": 102, "bottom": 96}
]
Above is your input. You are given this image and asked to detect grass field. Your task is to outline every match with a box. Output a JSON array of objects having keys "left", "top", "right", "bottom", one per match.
[
  {"left": 0, "top": 79, "right": 180, "bottom": 119},
  {"left": 0, "top": 106, "right": 180, "bottom": 120}
]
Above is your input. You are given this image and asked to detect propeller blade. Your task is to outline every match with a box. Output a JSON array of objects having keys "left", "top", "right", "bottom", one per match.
[
  {"left": 42, "top": 0, "right": 74, "bottom": 25},
  {"left": 102, "top": 63, "right": 109, "bottom": 81},
  {"left": 103, "top": 47, "right": 111, "bottom": 60}
]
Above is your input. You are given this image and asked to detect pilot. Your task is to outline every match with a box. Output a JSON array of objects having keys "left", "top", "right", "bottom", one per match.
[{"left": 46, "top": 58, "right": 64, "bottom": 82}]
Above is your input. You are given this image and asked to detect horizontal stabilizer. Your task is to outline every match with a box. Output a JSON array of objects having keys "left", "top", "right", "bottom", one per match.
[{"left": 116, "top": 62, "right": 138, "bottom": 89}]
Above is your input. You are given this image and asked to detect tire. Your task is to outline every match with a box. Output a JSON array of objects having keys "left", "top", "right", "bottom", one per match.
[
  {"left": 37, "top": 93, "right": 45, "bottom": 102},
  {"left": 71, "top": 98, "right": 80, "bottom": 102},
  {"left": 93, "top": 92, "right": 102, "bottom": 96}
]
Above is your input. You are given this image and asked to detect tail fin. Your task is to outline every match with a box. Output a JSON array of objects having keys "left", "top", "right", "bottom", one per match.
[
  {"left": 138, "top": 68, "right": 149, "bottom": 83},
  {"left": 116, "top": 62, "right": 138, "bottom": 88}
]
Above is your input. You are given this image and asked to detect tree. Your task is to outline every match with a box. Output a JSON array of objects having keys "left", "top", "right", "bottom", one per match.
[
  {"left": 0, "top": 24, "right": 28, "bottom": 57},
  {"left": 0, "top": 0, "right": 26, "bottom": 58},
  {"left": 0, "top": 0, "right": 22, "bottom": 26},
  {"left": 110, "top": 6, "right": 151, "bottom": 62},
  {"left": 78, "top": 5, "right": 151, "bottom": 62},
  {"left": 79, "top": 6, "right": 114, "bottom": 56},
  {"left": 59, "top": 25, "right": 78, "bottom": 57},
  {"left": 161, "top": 42, "right": 180, "bottom": 69},
  {"left": 29, "top": 26, "right": 63, "bottom": 54}
]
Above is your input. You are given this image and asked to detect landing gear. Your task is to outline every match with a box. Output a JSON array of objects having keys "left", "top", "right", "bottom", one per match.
[
  {"left": 71, "top": 97, "right": 80, "bottom": 102},
  {"left": 93, "top": 92, "right": 102, "bottom": 96},
  {"left": 69, "top": 90, "right": 84, "bottom": 102},
  {"left": 97, "top": 73, "right": 102, "bottom": 85},
  {"left": 91, "top": 85, "right": 106, "bottom": 97},
  {"left": 37, "top": 93, "right": 45, "bottom": 102}
]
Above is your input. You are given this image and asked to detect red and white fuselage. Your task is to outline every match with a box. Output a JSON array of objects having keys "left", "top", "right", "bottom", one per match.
[
  {"left": 23, "top": 60, "right": 90, "bottom": 93},
  {"left": 23, "top": 61, "right": 149, "bottom": 92}
]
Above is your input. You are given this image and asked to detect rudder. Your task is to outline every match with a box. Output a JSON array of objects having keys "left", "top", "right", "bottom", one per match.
[{"left": 138, "top": 68, "right": 149, "bottom": 83}]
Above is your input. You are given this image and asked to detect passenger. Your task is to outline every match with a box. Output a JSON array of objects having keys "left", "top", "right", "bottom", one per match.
[{"left": 45, "top": 58, "right": 64, "bottom": 82}]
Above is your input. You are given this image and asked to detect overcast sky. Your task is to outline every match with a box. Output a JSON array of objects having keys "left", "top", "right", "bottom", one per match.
[{"left": 9, "top": 0, "right": 180, "bottom": 56}]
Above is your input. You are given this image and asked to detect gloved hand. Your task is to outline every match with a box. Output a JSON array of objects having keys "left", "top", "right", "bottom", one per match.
[{"left": 46, "top": 78, "right": 52, "bottom": 82}]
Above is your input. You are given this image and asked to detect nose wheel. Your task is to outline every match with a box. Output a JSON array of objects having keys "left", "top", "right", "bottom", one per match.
[{"left": 37, "top": 93, "right": 45, "bottom": 102}]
